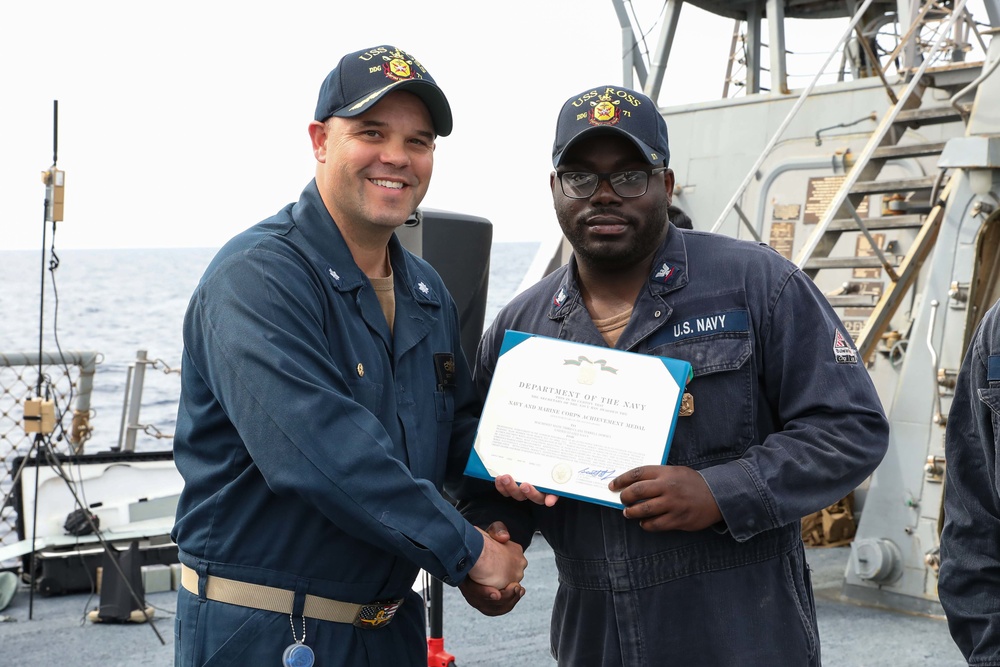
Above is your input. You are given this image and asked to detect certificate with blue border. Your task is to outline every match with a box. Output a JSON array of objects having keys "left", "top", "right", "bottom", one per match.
[{"left": 464, "top": 330, "right": 692, "bottom": 509}]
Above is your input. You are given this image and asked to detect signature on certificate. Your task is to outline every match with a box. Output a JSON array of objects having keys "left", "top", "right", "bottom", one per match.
[{"left": 579, "top": 467, "right": 617, "bottom": 481}]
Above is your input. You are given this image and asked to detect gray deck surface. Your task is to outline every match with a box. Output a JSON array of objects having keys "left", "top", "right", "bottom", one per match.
[{"left": 0, "top": 537, "right": 966, "bottom": 666}]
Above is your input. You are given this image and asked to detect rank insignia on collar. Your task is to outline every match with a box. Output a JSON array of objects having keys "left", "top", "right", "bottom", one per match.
[
  {"left": 553, "top": 287, "right": 567, "bottom": 308},
  {"left": 653, "top": 262, "right": 676, "bottom": 284},
  {"left": 328, "top": 268, "right": 341, "bottom": 281},
  {"left": 417, "top": 281, "right": 431, "bottom": 295}
]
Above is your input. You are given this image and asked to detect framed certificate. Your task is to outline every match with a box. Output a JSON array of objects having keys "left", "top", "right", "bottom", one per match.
[{"left": 465, "top": 330, "right": 692, "bottom": 508}]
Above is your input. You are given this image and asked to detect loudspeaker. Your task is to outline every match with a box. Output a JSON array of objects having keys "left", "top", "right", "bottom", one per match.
[{"left": 396, "top": 208, "right": 493, "bottom": 363}]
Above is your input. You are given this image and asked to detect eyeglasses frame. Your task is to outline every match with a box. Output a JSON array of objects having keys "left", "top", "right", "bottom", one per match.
[{"left": 556, "top": 166, "right": 669, "bottom": 199}]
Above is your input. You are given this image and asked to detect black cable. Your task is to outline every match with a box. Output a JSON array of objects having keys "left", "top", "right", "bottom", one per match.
[
  {"left": 620, "top": 0, "right": 669, "bottom": 68},
  {"left": 44, "top": 223, "right": 90, "bottom": 512}
]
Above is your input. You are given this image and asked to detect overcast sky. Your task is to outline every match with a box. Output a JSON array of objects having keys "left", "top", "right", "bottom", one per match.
[{"left": 2, "top": 1, "right": 855, "bottom": 251}]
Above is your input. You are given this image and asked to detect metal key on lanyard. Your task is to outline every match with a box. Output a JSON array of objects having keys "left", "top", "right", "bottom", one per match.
[{"left": 283, "top": 613, "right": 315, "bottom": 667}]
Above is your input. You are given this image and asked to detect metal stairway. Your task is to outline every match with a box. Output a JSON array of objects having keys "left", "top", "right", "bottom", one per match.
[{"left": 792, "top": 2, "right": 978, "bottom": 363}]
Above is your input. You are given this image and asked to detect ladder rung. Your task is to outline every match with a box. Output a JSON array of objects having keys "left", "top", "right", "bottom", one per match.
[
  {"left": 828, "top": 214, "right": 925, "bottom": 231},
  {"left": 827, "top": 295, "right": 880, "bottom": 308},
  {"left": 852, "top": 176, "right": 937, "bottom": 195},
  {"left": 894, "top": 105, "right": 967, "bottom": 126},
  {"left": 872, "top": 142, "right": 947, "bottom": 160},
  {"left": 804, "top": 256, "right": 896, "bottom": 271},
  {"left": 886, "top": 201, "right": 934, "bottom": 215}
]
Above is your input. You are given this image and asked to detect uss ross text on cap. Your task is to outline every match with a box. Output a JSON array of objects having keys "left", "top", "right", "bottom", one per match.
[
  {"left": 552, "top": 85, "right": 668, "bottom": 167},
  {"left": 314, "top": 45, "right": 453, "bottom": 137}
]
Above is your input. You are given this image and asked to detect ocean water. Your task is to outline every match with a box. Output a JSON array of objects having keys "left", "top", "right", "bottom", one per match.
[{"left": 0, "top": 241, "right": 538, "bottom": 455}]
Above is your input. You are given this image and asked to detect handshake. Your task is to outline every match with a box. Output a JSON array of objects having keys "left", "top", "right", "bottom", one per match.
[
  {"left": 455, "top": 475, "right": 561, "bottom": 616},
  {"left": 461, "top": 521, "right": 528, "bottom": 617}
]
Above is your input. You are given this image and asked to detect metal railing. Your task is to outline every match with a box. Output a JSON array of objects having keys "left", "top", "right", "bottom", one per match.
[
  {"left": 0, "top": 351, "right": 97, "bottom": 557},
  {"left": 0, "top": 349, "right": 179, "bottom": 562}
]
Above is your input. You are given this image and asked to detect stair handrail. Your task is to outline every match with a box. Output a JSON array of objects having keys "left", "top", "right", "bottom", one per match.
[
  {"left": 710, "top": 0, "right": 877, "bottom": 234},
  {"left": 792, "top": 0, "right": 970, "bottom": 269},
  {"left": 882, "top": 0, "right": 945, "bottom": 69},
  {"left": 950, "top": 44, "right": 1000, "bottom": 119}
]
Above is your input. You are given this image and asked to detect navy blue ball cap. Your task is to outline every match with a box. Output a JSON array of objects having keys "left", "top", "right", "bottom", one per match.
[
  {"left": 552, "top": 85, "right": 668, "bottom": 167},
  {"left": 314, "top": 45, "right": 453, "bottom": 137}
]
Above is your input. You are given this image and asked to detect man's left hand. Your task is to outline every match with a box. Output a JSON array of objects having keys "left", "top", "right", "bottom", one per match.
[
  {"left": 609, "top": 465, "right": 723, "bottom": 532},
  {"left": 459, "top": 579, "right": 525, "bottom": 617},
  {"left": 460, "top": 521, "right": 525, "bottom": 616}
]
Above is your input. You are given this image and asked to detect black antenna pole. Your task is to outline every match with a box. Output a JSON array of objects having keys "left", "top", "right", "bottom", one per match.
[
  {"left": 52, "top": 100, "right": 58, "bottom": 166},
  {"left": 35, "top": 101, "right": 56, "bottom": 399},
  {"left": 29, "top": 101, "right": 58, "bottom": 619}
]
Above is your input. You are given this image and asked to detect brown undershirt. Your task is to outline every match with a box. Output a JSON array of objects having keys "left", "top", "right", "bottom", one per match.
[
  {"left": 593, "top": 306, "right": 633, "bottom": 347},
  {"left": 370, "top": 273, "right": 395, "bottom": 334}
]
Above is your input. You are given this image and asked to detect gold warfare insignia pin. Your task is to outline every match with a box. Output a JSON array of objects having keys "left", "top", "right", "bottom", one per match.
[
  {"left": 357, "top": 363, "right": 365, "bottom": 378},
  {"left": 679, "top": 392, "right": 694, "bottom": 417}
]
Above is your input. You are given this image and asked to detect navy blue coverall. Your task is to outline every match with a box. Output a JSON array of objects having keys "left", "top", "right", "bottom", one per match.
[
  {"left": 171, "top": 181, "right": 483, "bottom": 666},
  {"left": 940, "top": 298, "right": 1000, "bottom": 665},
  {"left": 458, "top": 225, "right": 889, "bottom": 666}
]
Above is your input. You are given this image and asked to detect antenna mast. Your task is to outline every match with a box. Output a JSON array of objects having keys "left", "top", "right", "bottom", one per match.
[{"left": 37, "top": 101, "right": 64, "bottom": 396}]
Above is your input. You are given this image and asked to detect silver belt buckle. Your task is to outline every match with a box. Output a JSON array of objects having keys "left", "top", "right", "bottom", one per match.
[{"left": 352, "top": 598, "right": 403, "bottom": 629}]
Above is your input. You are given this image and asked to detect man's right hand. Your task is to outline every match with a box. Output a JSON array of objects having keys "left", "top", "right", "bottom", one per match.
[{"left": 467, "top": 521, "right": 527, "bottom": 590}]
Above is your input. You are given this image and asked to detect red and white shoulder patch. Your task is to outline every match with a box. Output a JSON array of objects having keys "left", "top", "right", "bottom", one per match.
[{"left": 833, "top": 329, "right": 858, "bottom": 364}]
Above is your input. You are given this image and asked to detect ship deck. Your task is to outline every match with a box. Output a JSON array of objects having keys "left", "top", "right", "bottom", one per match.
[{"left": 0, "top": 535, "right": 965, "bottom": 666}]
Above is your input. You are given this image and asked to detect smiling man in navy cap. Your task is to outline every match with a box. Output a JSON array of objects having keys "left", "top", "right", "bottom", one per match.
[{"left": 171, "top": 45, "right": 526, "bottom": 667}]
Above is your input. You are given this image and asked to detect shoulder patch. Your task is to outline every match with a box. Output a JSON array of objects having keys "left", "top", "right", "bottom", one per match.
[{"left": 833, "top": 329, "right": 858, "bottom": 364}]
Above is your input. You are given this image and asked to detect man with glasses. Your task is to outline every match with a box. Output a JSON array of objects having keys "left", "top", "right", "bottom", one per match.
[{"left": 455, "top": 85, "right": 888, "bottom": 666}]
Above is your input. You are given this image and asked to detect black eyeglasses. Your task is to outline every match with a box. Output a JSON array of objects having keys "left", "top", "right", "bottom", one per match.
[{"left": 557, "top": 167, "right": 667, "bottom": 199}]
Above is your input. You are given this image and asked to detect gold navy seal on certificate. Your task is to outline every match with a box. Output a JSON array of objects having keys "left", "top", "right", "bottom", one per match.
[{"left": 464, "top": 330, "right": 693, "bottom": 509}]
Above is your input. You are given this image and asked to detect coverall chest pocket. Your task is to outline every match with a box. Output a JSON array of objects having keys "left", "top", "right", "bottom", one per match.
[
  {"left": 979, "top": 386, "right": 1000, "bottom": 432},
  {"left": 653, "top": 334, "right": 754, "bottom": 465},
  {"left": 347, "top": 377, "right": 384, "bottom": 417}
]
